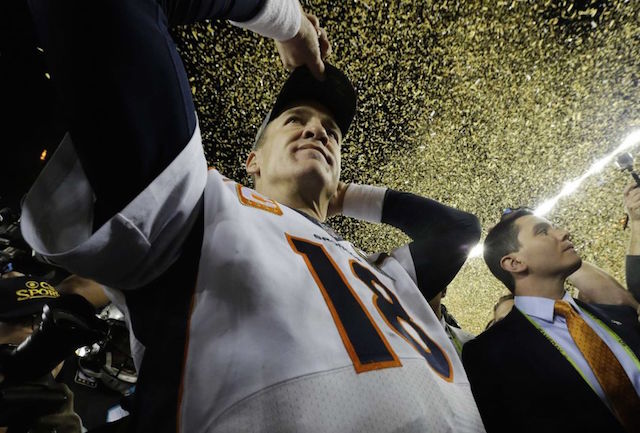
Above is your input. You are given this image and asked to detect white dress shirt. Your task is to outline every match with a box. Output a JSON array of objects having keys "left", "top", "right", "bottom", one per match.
[{"left": 515, "top": 293, "right": 640, "bottom": 406}]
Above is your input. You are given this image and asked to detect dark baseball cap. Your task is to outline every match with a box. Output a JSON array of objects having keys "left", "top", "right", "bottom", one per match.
[
  {"left": 255, "top": 63, "right": 357, "bottom": 146},
  {"left": 0, "top": 277, "right": 60, "bottom": 321}
]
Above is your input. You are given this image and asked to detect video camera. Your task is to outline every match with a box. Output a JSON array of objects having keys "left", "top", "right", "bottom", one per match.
[
  {"left": 0, "top": 204, "right": 67, "bottom": 281},
  {"left": 0, "top": 295, "right": 108, "bottom": 427}
]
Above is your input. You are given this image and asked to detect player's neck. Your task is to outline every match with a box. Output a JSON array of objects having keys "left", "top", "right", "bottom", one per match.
[{"left": 257, "top": 182, "right": 330, "bottom": 222}]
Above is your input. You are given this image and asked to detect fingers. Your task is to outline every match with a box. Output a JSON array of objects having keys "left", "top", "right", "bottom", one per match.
[
  {"left": 624, "top": 181, "right": 638, "bottom": 197},
  {"left": 274, "top": 11, "right": 329, "bottom": 79},
  {"left": 307, "top": 53, "right": 326, "bottom": 81},
  {"left": 301, "top": 13, "right": 326, "bottom": 80},
  {"left": 305, "top": 12, "right": 321, "bottom": 35},
  {"left": 626, "top": 185, "right": 640, "bottom": 205},
  {"left": 305, "top": 13, "right": 331, "bottom": 58},
  {"left": 318, "top": 27, "right": 332, "bottom": 58}
]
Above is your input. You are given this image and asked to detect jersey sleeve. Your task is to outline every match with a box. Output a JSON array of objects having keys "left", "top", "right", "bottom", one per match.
[
  {"left": 21, "top": 123, "right": 208, "bottom": 290},
  {"left": 342, "top": 184, "right": 481, "bottom": 301}
]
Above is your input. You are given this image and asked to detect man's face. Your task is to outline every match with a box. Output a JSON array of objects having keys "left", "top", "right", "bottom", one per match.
[
  {"left": 247, "top": 102, "right": 342, "bottom": 197},
  {"left": 512, "top": 215, "right": 582, "bottom": 278}
]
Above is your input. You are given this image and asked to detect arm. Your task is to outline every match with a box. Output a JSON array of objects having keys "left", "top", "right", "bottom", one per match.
[
  {"left": 56, "top": 275, "right": 110, "bottom": 309},
  {"left": 626, "top": 255, "right": 640, "bottom": 303},
  {"left": 624, "top": 182, "right": 640, "bottom": 302},
  {"left": 339, "top": 184, "right": 481, "bottom": 300},
  {"left": 23, "top": 0, "right": 325, "bottom": 288},
  {"left": 462, "top": 340, "right": 510, "bottom": 433},
  {"left": 569, "top": 261, "right": 638, "bottom": 308},
  {"left": 231, "top": 2, "right": 331, "bottom": 80}
]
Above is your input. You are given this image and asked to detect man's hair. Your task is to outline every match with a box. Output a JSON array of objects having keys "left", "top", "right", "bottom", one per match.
[
  {"left": 253, "top": 130, "right": 267, "bottom": 150},
  {"left": 483, "top": 209, "right": 533, "bottom": 292}
]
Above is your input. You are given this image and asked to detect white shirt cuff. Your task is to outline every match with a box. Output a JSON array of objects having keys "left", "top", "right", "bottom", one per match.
[
  {"left": 230, "top": 0, "right": 301, "bottom": 41},
  {"left": 341, "top": 184, "right": 387, "bottom": 223}
]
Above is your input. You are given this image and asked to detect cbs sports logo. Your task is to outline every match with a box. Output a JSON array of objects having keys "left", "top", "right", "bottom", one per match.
[{"left": 16, "top": 280, "right": 60, "bottom": 301}]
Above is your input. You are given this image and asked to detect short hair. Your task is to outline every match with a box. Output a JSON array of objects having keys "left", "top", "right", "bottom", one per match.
[
  {"left": 483, "top": 209, "right": 533, "bottom": 292},
  {"left": 253, "top": 113, "right": 271, "bottom": 150},
  {"left": 253, "top": 129, "right": 267, "bottom": 150}
]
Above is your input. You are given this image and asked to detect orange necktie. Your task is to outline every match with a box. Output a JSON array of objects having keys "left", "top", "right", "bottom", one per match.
[{"left": 554, "top": 300, "right": 640, "bottom": 433}]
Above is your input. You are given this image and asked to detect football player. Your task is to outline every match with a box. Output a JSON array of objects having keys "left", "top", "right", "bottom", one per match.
[{"left": 22, "top": 0, "right": 484, "bottom": 431}]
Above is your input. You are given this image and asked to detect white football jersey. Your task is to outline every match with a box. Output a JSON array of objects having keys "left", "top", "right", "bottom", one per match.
[{"left": 22, "top": 124, "right": 485, "bottom": 433}]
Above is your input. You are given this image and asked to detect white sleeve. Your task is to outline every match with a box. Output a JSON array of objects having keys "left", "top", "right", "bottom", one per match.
[
  {"left": 229, "top": 0, "right": 301, "bottom": 41},
  {"left": 342, "top": 184, "right": 419, "bottom": 285},
  {"left": 21, "top": 123, "right": 208, "bottom": 290},
  {"left": 341, "top": 184, "right": 387, "bottom": 223}
]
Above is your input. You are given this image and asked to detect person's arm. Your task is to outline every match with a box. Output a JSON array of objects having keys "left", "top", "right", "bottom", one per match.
[
  {"left": 338, "top": 183, "right": 481, "bottom": 300},
  {"left": 56, "top": 275, "right": 110, "bottom": 309},
  {"left": 569, "top": 261, "right": 638, "bottom": 308},
  {"left": 462, "top": 340, "right": 507, "bottom": 433},
  {"left": 230, "top": 1, "right": 331, "bottom": 80},
  {"left": 23, "top": 0, "right": 327, "bottom": 289},
  {"left": 624, "top": 182, "right": 640, "bottom": 302}
]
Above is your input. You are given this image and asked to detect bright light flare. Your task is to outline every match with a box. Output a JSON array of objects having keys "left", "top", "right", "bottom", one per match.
[
  {"left": 533, "top": 128, "right": 640, "bottom": 217},
  {"left": 470, "top": 128, "right": 640, "bottom": 258},
  {"left": 468, "top": 243, "right": 484, "bottom": 258},
  {"left": 620, "top": 129, "right": 640, "bottom": 152},
  {"left": 534, "top": 198, "right": 558, "bottom": 217},
  {"left": 559, "top": 179, "right": 581, "bottom": 197}
]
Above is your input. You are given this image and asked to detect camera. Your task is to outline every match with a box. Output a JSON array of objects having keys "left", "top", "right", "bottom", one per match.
[
  {"left": 0, "top": 204, "right": 64, "bottom": 280},
  {"left": 0, "top": 295, "right": 108, "bottom": 426}
]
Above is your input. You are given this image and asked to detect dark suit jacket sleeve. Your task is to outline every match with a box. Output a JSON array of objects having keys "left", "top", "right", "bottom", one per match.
[
  {"left": 462, "top": 339, "right": 511, "bottom": 433},
  {"left": 626, "top": 255, "right": 640, "bottom": 303}
]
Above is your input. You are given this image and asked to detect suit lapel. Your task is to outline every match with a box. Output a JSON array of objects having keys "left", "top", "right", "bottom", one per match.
[{"left": 509, "top": 308, "right": 604, "bottom": 396}]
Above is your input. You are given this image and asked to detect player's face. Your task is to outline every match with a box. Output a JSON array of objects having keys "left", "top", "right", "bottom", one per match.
[
  {"left": 250, "top": 102, "right": 342, "bottom": 196},
  {"left": 512, "top": 215, "right": 582, "bottom": 279}
]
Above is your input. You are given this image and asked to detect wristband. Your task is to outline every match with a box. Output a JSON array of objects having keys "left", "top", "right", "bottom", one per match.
[
  {"left": 342, "top": 184, "right": 387, "bottom": 223},
  {"left": 230, "top": 0, "right": 301, "bottom": 41}
]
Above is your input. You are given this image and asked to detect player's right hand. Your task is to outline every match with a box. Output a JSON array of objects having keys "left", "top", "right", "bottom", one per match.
[
  {"left": 275, "top": 10, "right": 331, "bottom": 81},
  {"left": 624, "top": 181, "right": 640, "bottom": 222}
]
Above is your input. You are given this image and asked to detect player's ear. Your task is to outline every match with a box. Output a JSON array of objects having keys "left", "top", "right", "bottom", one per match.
[
  {"left": 500, "top": 254, "right": 527, "bottom": 274},
  {"left": 246, "top": 151, "right": 260, "bottom": 177}
]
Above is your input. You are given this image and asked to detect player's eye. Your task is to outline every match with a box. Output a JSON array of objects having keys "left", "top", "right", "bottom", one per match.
[
  {"left": 285, "top": 116, "right": 300, "bottom": 125},
  {"left": 327, "top": 129, "right": 338, "bottom": 140}
]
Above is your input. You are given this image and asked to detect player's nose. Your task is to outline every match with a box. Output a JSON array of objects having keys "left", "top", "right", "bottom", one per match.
[{"left": 302, "top": 118, "right": 329, "bottom": 146}]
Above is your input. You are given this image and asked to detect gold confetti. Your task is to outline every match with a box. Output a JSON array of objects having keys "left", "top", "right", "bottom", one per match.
[{"left": 171, "top": 0, "right": 640, "bottom": 333}]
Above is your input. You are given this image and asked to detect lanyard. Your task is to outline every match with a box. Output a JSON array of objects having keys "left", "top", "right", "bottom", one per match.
[
  {"left": 445, "top": 324, "right": 464, "bottom": 356},
  {"left": 522, "top": 312, "right": 599, "bottom": 395},
  {"left": 522, "top": 308, "right": 640, "bottom": 395}
]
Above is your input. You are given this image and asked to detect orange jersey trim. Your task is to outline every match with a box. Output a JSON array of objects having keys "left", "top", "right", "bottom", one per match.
[{"left": 236, "top": 184, "right": 283, "bottom": 216}]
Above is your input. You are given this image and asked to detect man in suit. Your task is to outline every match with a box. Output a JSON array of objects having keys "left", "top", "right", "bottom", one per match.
[{"left": 463, "top": 208, "right": 640, "bottom": 433}]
